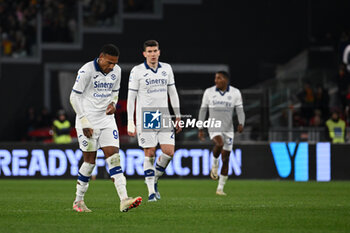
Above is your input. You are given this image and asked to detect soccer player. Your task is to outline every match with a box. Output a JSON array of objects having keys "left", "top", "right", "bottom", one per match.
[
  {"left": 198, "top": 71, "right": 245, "bottom": 196},
  {"left": 127, "top": 40, "right": 181, "bottom": 202},
  {"left": 70, "top": 44, "right": 142, "bottom": 212}
]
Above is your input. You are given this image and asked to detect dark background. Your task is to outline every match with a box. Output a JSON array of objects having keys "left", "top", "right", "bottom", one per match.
[{"left": 1, "top": 0, "right": 350, "bottom": 141}]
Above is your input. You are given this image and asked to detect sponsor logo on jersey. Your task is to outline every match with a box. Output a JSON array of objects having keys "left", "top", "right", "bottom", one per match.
[
  {"left": 212, "top": 100, "right": 232, "bottom": 107},
  {"left": 93, "top": 81, "right": 114, "bottom": 89},
  {"left": 145, "top": 78, "right": 167, "bottom": 86}
]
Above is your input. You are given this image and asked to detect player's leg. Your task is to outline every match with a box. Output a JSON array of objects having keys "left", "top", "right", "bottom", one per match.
[
  {"left": 154, "top": 130, "right": 175, "bottom": 200},
  {"left": 216, "top": 134, "right": 233, "bottom": 196},
  {"left": 73, "top": 151, "right": 96, "bottom": 212},
  {"left": 137, "top": 130, "right": 158, "bottom": 201},
  {"left": 210, "top": 135, "right": 224, "bottom": 180},
  {"left": 73, "top": 128, "right": 98, "bottom": 212},
  {"left": 154, "top": 144, "right": 174, "bottom": 200},
  {"left": 101, "top": 128, "right": 142, "bottom": 212},
  {"left": 144, "top": 147, "right": 157, "bottom": 201},
  {"left": 216, "top": 150, "right": 230, "bottom": 196}
]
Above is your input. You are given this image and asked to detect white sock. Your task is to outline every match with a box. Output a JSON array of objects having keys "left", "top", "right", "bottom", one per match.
[
  {"left": 75, "top": 162, "right": 95, "bottom": 202},
  {"left": 144, "top": 157, "right": 155, "bottom": 196},
  {"left": 155, "top": 153, "right": 172, "bottom": 182},
  {"left": 113, "top": 173, "right": 128, "bottom": 201},
  {"left": 217, "top": 175, "right": 228, "bottom": 191},
  {"left": 212, "top": 156, "right": 219, "bottom": 167},
  {"left": 106, "top": 154, "right": 128, "bottom": 201}
]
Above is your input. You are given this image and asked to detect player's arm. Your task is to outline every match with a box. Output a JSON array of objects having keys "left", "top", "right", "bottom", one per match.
[
  {"left": 70, "top": 70, "right": 93, "bottom": 138},
  {"left": 235, "top": 90, "right": 245, "bottom": 133},
  {"left": 167, "top": 65, "right": 182, "bottom": 134},
  {"left": 106, "top": 70, "right": 121, "bottom": 115},
  {"left": 168, "top": 84, "right": 182, "bottom": 134},
  {"left": 127, "top": 68, "right": 138, "bottom": 136},
  {"left": 198, "top": 90, "right": 209, "bottom": 141}
]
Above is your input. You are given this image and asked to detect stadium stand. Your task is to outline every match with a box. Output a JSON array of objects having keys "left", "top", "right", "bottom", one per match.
[{"left": 1, "top": 0, "right": 350, "bottom": 143}]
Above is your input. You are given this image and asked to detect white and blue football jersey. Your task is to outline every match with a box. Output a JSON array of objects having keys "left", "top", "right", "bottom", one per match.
[
  {"left": 128, "top": 61, "right": 175, "bottom": 126},
  {"left": 200, "top": 85, "right": 243, "bottom": 132},
  {"left": 72, "top": 58, "right": 121, "bottom": 129}
]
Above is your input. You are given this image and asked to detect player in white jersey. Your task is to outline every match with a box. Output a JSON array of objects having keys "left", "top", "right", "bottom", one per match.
[
  {"left": 198, "top": 71, "right": 245, "bottom": 196},
  {"left": 127, "top": 40, "right": 182, "bottom": 201},
  {"left": 70, "top": 44, "right": 142, "bottom": 212}
]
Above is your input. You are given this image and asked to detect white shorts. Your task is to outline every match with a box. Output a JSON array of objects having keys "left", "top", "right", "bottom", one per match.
[
  {"left": 76, "top": 127, "right": 120, "bottom": 152},
  {"left": 137, "top": 129, "right": 175, "bottom": 148},
  {"left": 209, "top": 131, "right": 234, "bottom": 151}
]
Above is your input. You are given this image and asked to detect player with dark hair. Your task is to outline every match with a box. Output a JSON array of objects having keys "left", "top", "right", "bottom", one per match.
[
  {"left": 198, "top": 71, "right": 245, "bottom": 195},
  {"left": 70, "top": 44, "right": 142, "bottom": 212},
  {"left": 127, "top": 40, "right": 182, "bottom": 201}
]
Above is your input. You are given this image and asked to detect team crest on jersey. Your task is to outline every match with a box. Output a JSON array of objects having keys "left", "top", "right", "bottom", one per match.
[
  {"left": 162, "top": 71, "right": 167, "bottom": 76},
  {"left": 143, "top": 110, "right": 161, "bottom": 129},
  {"left": 227, "top": 96, "right": 232, "bottom": 100},
  {"left": 111, "top": 74, "right": 116, "bottom": 80}
]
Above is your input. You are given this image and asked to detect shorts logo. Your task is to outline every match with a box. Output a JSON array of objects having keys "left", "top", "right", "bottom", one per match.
[
  {"left": 82, "top": 140, "right": 88, "bottom": 147},
  {"left": 140, "top": 138, "right": 146, "bottom": 144},
  {"left": 143, "top": 110, "right": 161, "bottom": 129}
]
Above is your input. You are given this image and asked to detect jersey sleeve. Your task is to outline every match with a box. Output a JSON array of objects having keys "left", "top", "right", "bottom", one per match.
[
  {"left": 113, "top": 68, "right": 121, "bottom": 92},
  {"left": 128, "top": 67, "right": 139, "bottom": 91},
  {"left": 198, "top": 89, "right": 209, "bottom": 125},
  {"left": 72, "top": 68, "right": 91, "bottom": 94},
  {"left": 111, "top": 69, "right": 121, "bottom": 103},
  {"left": 201, "top": 89, "right": 210, "bottom": 107},
  {"left": 234, "top": 89, "right": 243, "bottom": 107},
  {"left": 167, "top": 65, "right": 175, "bottom": 86}
]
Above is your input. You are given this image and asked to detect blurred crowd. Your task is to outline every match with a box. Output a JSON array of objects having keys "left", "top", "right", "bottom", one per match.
[
  {"left": 0, "top": 0, "right": 38, "bottom": 57},
  {"left": 1, "top": 0, "right": 154, "bottom": 58},
  {"left": 42, "top": 0, "right": 78, "bottom": 43},
  {"left": 0, "top": 0, "right": 78, "bottom": 57}
]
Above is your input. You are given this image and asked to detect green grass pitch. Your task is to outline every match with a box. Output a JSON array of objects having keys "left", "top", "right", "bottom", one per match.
[{"left": 0, "top": 179, "right": 349, "bottom": 233}]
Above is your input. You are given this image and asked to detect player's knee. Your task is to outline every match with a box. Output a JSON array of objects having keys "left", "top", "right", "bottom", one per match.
[
  {"left": 214, "top": 142, "right": 224, "bottom": 150},
  {"left": 106, "top": 153, "right": 120, "bottom": 167},
  {"left": 144, "top": 148, "right": 156, "bottom": 157},
  {"left": 162, "top": 149, "right": 174, "bottom": 156}
]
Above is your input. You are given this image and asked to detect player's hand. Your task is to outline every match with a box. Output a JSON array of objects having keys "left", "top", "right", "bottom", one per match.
[
  {"left": 198, "top": 129, "right": 205, "bottom": 141},
  {"left": 237, "top": 124, "right": 244, "bottom": 133},
  {"left": 106, "top": 103, "right": 116, "bottom": 115},
  {"left": 127, "top": 120, "right": 136, "bottom": 137},
  {"left": 83, "top": 128, "right": 93, "bottom": 138},
  {"left": 175, "top": 117, "right": 182, "bottom": 134}
]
